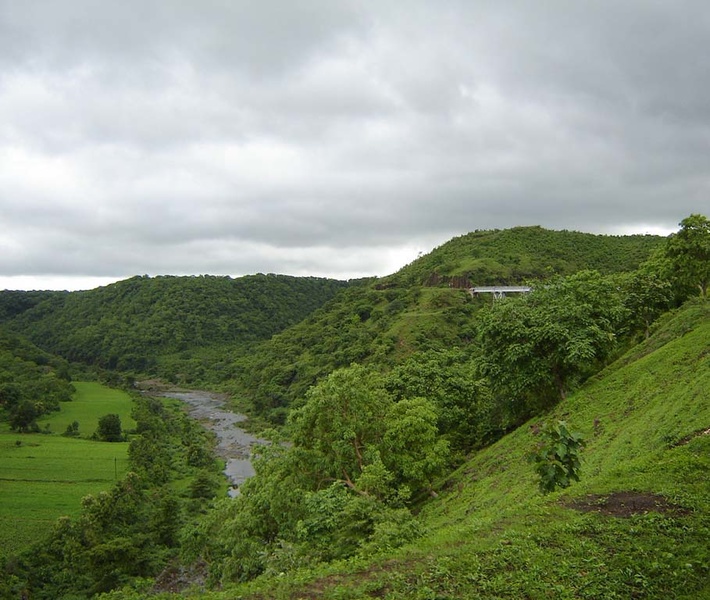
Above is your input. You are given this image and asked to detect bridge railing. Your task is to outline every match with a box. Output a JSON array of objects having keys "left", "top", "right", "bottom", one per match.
[{"left": 469, "top": 286, "right": 532, "bottom": 299}]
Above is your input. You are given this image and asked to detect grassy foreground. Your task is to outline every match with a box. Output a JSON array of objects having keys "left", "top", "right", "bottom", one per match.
[
  {"left": 0, "top": 382, "right": 134, "bottom": 557},
  {"left": 158, "top": 300, "right": 709, "bottom": 600}
]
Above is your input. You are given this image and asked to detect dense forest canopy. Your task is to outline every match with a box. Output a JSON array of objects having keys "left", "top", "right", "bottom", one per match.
[
  {"left": 0, "top": 290, "right": 65, "bottom": 323},
  {"left": 0, "top": 330, "right": 74, "bottom": 432},
  {"left": 227, "top": 227, "right": 667, "bottom": 422},
  {"left": 2, "top": 274, "right": 350, "bottom": 373}
]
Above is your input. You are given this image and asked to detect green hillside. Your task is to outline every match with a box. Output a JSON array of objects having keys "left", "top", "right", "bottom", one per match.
[
  {"left": 0, "top": 290, "right": 64, "bottom": 323},
  {"left": 1, "top": 219, "right": 706, "bottom": 600},
  {"left": 0, "top": 329, "right": 74, "bottom": 430},
  {"left": 388, "top": 226, "right": 663, "bottom": 287},
  {"left": 230, "top": 228, "right": 665, "bottom": 423},
  {"left": 3, "top": 274, "right": 349, "bottom": 375},
  {"left": 169, "top": 298, "right": 710, "bottom": 600}
]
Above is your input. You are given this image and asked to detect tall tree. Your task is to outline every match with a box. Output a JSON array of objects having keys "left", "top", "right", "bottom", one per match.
[
  {"left": 95, "top": 413, "right": 123, "bottom": 442},
  {"left": 290, "top": 364, "right": 391, "bottom": 492},
  {"left": 665, "top": 214, "right": 710, "bottom": 297},
  {"left": 476, "top": 271, "right": 628, "bottom": 419}
]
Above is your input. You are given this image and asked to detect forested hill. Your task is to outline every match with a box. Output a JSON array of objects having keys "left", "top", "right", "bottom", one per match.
[
  {"left": 229, "top": 227, "right": 665, "bottom": 421},
  {"left": 2, "top": 274, "right": 350, "bottom": 372},
  {"left": 0, "top": 290, "right": 65, "bottom": 322},
  {"left": 2, "top": 217, "right": 707, "bottom": 599},
  {"left": 195, "top": 299, "right": 710, "bottom": 600},
  {"left": 0, "top": 329, "right": 74, "bottom": 431},
  {"left": 387, "top": 226, "right": 663, "bottom": 287}
]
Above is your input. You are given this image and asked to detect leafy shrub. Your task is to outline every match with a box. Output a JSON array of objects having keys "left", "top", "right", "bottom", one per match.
[
  {"left": 529, "top": 421, "right": 585, "bottom": 493},
  {"left": 62, "top": 420, "right": 80, "bottom": 437}
]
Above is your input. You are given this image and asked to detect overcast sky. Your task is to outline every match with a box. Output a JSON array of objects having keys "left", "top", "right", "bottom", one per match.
[{"left": 1, "top": 1, "right": 708, "bottom": 291}]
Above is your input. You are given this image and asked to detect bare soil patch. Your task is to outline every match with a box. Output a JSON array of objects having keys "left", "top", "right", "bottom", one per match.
[
  {"left": 153, "top": 559, "right": 208, "bottom": 594},
  {"left": 564, "top": 491, "right": 690, "bottom": 517}
]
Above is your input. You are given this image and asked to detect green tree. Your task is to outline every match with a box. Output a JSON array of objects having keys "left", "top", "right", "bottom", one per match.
[
  {"left": 382, "top": 397, "right": 450, "bottom": 497},
  {"left": 616, "top": 267, "right": 673, "bottom": 339},
  {"left": 476, "top": 271, "right": 627, "bottom": 419},
  {"left": 96, "top": 413, "right": 123, "bottom": 442},
  {"left": 665, "top": 214, "right": 710, "bottom": 297},
  {"left": 9, "top": 400, "right": 40, "bottom": 433},
  {"left": 386, "top": 349, "right": 496, "bottom": 453},
  {"left": 290, "top": 364, "right": 392, "bottom": 492},
  {"left": 62, "top": 420, "right": 80, "bottom": 437}
]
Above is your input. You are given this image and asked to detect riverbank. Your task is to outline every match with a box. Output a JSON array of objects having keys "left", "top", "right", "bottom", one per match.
[{"left": 141, "top": 385, "right": 264, "bottom": 496}]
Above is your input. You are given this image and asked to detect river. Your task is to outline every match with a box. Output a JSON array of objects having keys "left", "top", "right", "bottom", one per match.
[{"left": 158, "top": 390, "right": 265, "bottom": 497}]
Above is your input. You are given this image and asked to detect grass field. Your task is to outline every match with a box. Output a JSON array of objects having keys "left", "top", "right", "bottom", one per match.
[{"left": 0, "top": 382, "right": 135, "bottom": 557}]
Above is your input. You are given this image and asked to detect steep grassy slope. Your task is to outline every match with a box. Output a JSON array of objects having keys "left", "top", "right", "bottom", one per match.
[{"left": 197, "top": 299, "right": 709, "bottom": 599}]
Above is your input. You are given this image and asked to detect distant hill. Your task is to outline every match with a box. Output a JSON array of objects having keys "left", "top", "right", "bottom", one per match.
[
  {"left": 388, "top": 226, "right": 663, "bottom": 287},
  {"left": 0, "top": 328, "right": 74, "bottom": 427},
  {"left": 1, "top": 227, "right": 666, "bottom": 407},
  {"left": 0, "top": 290, "right": 65, "bottom": 323},
  {"left": 3, "top": 274, "right": 350, "bottom": 373},
  {"left": 230, "top": 227, "right": 665, "bottom": 420}
]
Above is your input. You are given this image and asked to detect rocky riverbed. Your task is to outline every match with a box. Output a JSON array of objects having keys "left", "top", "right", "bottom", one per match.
[{"left": 157, "top": 390, "right": 265, "bottom": 497}]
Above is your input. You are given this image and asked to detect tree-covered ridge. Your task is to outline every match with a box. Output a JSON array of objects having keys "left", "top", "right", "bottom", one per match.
[
  {"left": 0, "top": 217, "right": 707, "bottom": 599},
  {"left": 157, "top": 297, "right": 710, "bottom": 598},
  {"left": 388, "top": 226, "right": 664, "bottom": 286},
  {"left": 0, "top": 329, "right": 74, "bottom": 431},
  {"left": 4, "top": 274, "right": 350, "bottom": 371},
  {"left": 0, "top": 290, "right": 65, "bottom": 323}
]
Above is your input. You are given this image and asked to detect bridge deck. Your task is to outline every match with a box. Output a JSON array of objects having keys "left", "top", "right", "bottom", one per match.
[
  {"left": 470, "top": 286, "right": 532, "bottom": 293},
  {"left": 469, "top": 286, "right": 532, "bottom": 299}
]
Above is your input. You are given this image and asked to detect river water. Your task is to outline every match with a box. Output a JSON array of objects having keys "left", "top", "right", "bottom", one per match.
[{"left": 159, "top": 390, "right": 265, "bottom": 497}]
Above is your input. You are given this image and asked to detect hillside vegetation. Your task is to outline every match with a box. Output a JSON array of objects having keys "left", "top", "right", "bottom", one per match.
[
  {"left": 0, "top": 329, "right": 74, "bottom": 432},
  {"left": 140, "top": 298, "right": 710, "bottom": 599},
  {"left": 387, "top": 226, "right": 663, "bottom": 286},
  {"left": 3, "top": 274, "right": 349, "bottom": 376},
  {"left": 228, "top": 227, "right": 665, "bottom": 422},
  {"left": 0, "top": 217, "right": 707, "bottom": 599}
]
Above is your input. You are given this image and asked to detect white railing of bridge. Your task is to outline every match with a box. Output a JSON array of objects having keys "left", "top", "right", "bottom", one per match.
[{"left": 469, "top": 286, "right": 532, "bottom": 299}]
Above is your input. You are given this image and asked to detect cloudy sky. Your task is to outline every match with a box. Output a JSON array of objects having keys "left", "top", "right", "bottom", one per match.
[{"left": 1, "top": 1, "right": 708, "bottom": 290}]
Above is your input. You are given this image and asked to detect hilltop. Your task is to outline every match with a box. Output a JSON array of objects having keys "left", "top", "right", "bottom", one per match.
[{"left": 388, "top": 225, "right": 662, "bottom": 287}]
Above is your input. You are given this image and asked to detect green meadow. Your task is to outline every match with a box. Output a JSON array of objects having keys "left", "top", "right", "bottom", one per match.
[{"left": 0, "top": 382, "right": 135, "bottom": 556}]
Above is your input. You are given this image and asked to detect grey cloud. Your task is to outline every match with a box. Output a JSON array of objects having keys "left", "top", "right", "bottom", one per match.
[{"left": 1, "top": 1, "right": 708, "bottom": 289}]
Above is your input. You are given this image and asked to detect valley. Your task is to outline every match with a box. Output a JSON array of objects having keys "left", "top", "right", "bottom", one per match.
[{"left": 0, "top": 220, "right": 707, "bottom": 599}]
